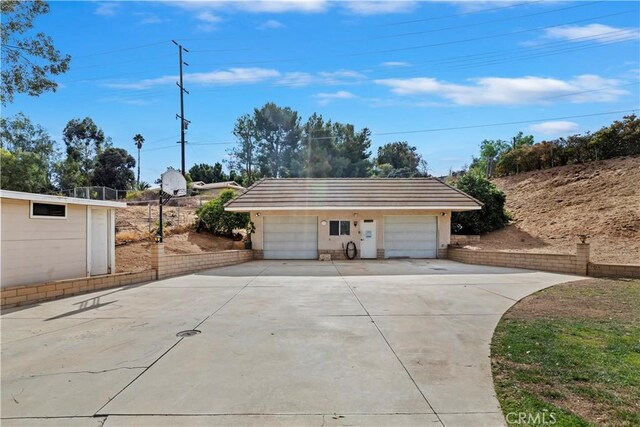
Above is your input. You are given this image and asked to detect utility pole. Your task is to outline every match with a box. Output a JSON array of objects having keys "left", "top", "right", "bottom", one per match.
[{"left": 172, "top": 40, "right": 190, "bottom": 177}]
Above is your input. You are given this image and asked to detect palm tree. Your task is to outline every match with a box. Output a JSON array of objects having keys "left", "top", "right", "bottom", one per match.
[{"left": 133, "top": 134, "right": 145, "bottom": 185}]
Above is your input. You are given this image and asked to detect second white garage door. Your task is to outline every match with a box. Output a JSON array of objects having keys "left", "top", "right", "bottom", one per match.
[
  {"left": 263, "top": 216, "right": 318, "bottom": 259},
  {"left": 384, "top": 215, "right": 437, "bottom": 258}
]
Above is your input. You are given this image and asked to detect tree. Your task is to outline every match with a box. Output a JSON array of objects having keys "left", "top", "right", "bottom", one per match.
[
  {"left": 228, "top": 114, "right": 257, "bottom": 186},
  {"left": 0, "top": 113, "right": 58, "bottom": 191},
  {"left": 334, "top": 123, "right": 372, "bottom": 177},
  {"left": 1, "top": 0, "right": 71, "bottom": 105},
  {"left": 451, "top": 172, "right": 510, "bottom": 235},
  {"left": 375, "top": 141, "right": 425, "bottom": 176},
  {"left": 1, "top": 148, "right": 51, "bottom": 193},
  {"left": 133, "top": 134, "right": 144, "bottom": 185},
  {"left": 472, "top": 139, "right": 510, "bottom": 177},
  {"left": 91, "top": 147, "right": 136, "bottom": 190},
  {"left": 189, "top": 163, "right": 215, "bottom": 183},
  {"left": 299, "top": 113, "right": 340, "bottom": 177},
  {"left": 253, "top": 103, "right": 302, "bottom": 178},
  {"left": 59, "top": 117, "right": 107, "bottom": 188},
  {"left": 196, "top": 188, "right": 249, "bottom": 236},
  {"left": 189, "top": 162, "right": 228, "bottom": 183}
]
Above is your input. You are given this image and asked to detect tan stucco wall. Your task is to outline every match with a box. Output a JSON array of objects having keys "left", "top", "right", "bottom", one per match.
[
  {"left": 1, "top": 198, "right": 88, "bottom": 287},
  {"left": 250, "top": 209, "right": 452, "bottom": 255}
]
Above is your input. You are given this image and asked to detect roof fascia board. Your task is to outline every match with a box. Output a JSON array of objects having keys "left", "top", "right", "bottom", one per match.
[
  {"left": 0, "top": 190, "right": 127, "bottom": 208},
  {"left": 225, "top": 205, "right": 482, "bottom": 212}
]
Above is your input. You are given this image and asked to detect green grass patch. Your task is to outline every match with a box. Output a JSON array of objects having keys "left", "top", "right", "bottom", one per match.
[{"left": 492, "top": 279, "right": 640, "bottom": 426}]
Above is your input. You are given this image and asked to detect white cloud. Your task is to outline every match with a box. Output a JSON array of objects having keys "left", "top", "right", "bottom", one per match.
[
  {"left": 196, "top": 10, "right": 222, "bottom": 23},
  {"left": 341, "top": 1, "right": 417, "bottom": 15},
  {"left": 313, "top": 90, "right": 356, "bottom": 105},
  {"left": 530, "top": 121, "right": 579, "bottom": 135},
  {"left": 375, "top": 74, "right": 628, "bottom": 105},
  {"left": 380, "top": 61, "right": 412, "bottom": 68},
  {"left": 106, "top": 68, "right": 281, "bottom": 90},
  {"left": 175, "top": 1, "right": 328, "bottom": 14},
  {"left": 278, "top": 72, "right": 315, "bottom": 87},
  {"left": 259, "top": 19, "right": 286, "bottom": 29},
  {"left": 95, "top": 2, "right": 119, "bottom": 17},
  {"left": 544, "top": 24, "right": 639, "bottom": 43},
  {"left": 135, "top": 12, "right": 164, "bottom": 25},
  {"left": 317, "top": 69, "right": 366, "bottom": 84},
  {"left": 106, "top": 67, "right": 367, "bottom": 90}
]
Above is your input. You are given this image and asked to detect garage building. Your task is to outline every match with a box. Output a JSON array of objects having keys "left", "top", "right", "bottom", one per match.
[
  {"left": 224, "top": 178, "right": 482, "bottom": 260},
  {"left": 0, "top": 190, "right": 125, "bottom": 288}
]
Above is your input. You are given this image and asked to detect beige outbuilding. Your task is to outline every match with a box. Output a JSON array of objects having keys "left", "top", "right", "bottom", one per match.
[
  {"left": 225, "top": 178, "right": 482, "bottom": 260},
  {"left": 0, "top": 190, "right": 126, "bottom": 288}
]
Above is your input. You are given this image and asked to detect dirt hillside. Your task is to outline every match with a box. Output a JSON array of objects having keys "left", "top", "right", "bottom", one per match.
[
  {"left": 467, "top": 155, "right": 640, "bottom": 264},
  {"left": 114, "top": 201, "right": 241, "bottom": 273}
]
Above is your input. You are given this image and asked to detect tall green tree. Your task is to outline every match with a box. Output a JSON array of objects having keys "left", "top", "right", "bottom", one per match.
[
  {"left": 58, "top": 117, "right": 107, "bottom": 188},
  {"left": 91, "top": 147, "right": 135, "bottom": 190},
  {"left": 334, "top": 123, "right": 372, "bottom": 177},
  {"left": 228, "top": 114, "right": 257, "bottom": 186},
  {"left": 1, "top": 0, "right": 71, "bottom": 105},
  {"left": 253, "top": 103, "right": 302, "bottom": 178},
  {"left": 0, "top": 113, "right": 58, "bottom": 192},
  {"left": 299, "top": 114, "right": 341, "bottom": 177},
  {"left": 133, "top": 134, "right": 144, "bottom": 185},
  {"left": 375, "top": 141, "right": 425, "bottom": 177},
  {"left": 189, "top": 162, "right": 228, "bottom": 183}
]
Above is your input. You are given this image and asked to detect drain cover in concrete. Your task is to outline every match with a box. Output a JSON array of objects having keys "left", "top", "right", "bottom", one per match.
[{"left": 176, "top": 330, "right": 201, "bottom": 338}]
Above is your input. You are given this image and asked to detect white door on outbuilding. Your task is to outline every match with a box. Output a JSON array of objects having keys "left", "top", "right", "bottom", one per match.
[
  {"left": 263, "top": 216, "right": 318, "bottom": 259},
  {"left": 90, "top": 208, "right": 109, "bottom": 275},
  {"left": 384, "top": 215, "right": 437, "bottom": 258}
]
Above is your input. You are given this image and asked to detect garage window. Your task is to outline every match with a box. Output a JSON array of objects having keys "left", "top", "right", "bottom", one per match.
[
  {"left": 329, "top": 220, "right": 350, "bottom": 236},
  {"left": 30, "top": 202, "right": 67, "bottom": 219}
]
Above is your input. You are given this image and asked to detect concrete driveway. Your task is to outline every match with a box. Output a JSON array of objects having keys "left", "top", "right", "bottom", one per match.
[{"left": 1, "top": 260, "right": 579, "bottom": 427}]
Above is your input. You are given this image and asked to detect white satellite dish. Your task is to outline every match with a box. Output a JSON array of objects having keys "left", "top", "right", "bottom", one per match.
[{"left": 161, "top": 169, "right": 187, "bottom": 197}]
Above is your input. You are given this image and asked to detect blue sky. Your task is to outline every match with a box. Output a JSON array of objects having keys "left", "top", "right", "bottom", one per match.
[{"left": 5, "top": 0, "right": 639, "bottom": 183}]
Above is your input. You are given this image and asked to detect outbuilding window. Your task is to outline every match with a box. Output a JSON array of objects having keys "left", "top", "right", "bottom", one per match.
[
  {"left": 30, "top": 202, "right": 67, "bottom": 219},
  {"left": 329, "top": 220, "right": 350, "bottom": 236}
]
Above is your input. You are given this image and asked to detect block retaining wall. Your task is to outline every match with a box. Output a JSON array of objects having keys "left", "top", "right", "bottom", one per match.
[
  {"left": 2, "top": 248, "right": 254, "bottom": 309},
  {"left": 1, "top": 270, "right": 156, "bottom": 309},
  {"left": 588, "top": 262, "right": 640, "bottom": 279},
  {"left": 152, "top": 246, "right": 253, "bottom": 280},
  {"left": 448, "top": 246, "right": 578, "bottom": 275}
]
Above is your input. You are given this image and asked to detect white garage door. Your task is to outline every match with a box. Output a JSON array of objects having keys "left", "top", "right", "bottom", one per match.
[
  {"left": 384, "top": 215, "right": 437, "bottom": 258},
  {"left": 263, "top": 216, "right": 318, "bottom": 259}
]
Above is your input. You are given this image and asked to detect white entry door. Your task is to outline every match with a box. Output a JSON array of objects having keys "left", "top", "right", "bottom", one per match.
[
  {"left": 384, "top": 215, "right": 437, "bottom": 258},
  {"left": 90, "top": 208, "right": 109, "bottom": 275},
  {"left": 263, "top": 216, "right": 318, "bottom": 259},
  {"left": 360, "top": 220, "right": 377, "bottom": 259}
]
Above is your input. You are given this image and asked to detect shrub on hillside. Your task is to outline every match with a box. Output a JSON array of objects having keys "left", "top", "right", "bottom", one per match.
[
  {"left": 196, "top": 189, "right": 249, "bottom": 236},
  {"left": 451, "top": 173, "right": 511, "bottom": 235}
]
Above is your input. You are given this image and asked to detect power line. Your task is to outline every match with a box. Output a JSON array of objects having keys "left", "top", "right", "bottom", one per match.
[
  {"left": 382, "top": 0, "right": 544, "bottom": 26},
  {"left": 73, "top": 41, "right": 170, "bottom": 59},
  {"left": 343, "top": 10, "right": 633, "bottom": 57},
  {"left": 372, "top": 109, "right": 638, "bottom": 136},
  {"left": 354, "top": 1, "right": 602, "bottom": 43}
]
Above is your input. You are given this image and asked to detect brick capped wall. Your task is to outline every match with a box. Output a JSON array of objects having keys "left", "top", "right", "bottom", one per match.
[
  {"left": 152, "top": 244, "right": 253, "bottom": 279},
  {"left": 588, "top": 262, "right": 640, "bottom": 278},
  {"left": 1, "top": 270, "right": 156, "bottom": 309},
  {"left": 448, "top": 246, "right": 578, "bottom": 275}
]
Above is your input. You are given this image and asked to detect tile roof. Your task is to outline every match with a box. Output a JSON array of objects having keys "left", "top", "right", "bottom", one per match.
[{"left": 225, "top": 178, "right": 482, "bottom": 211}]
